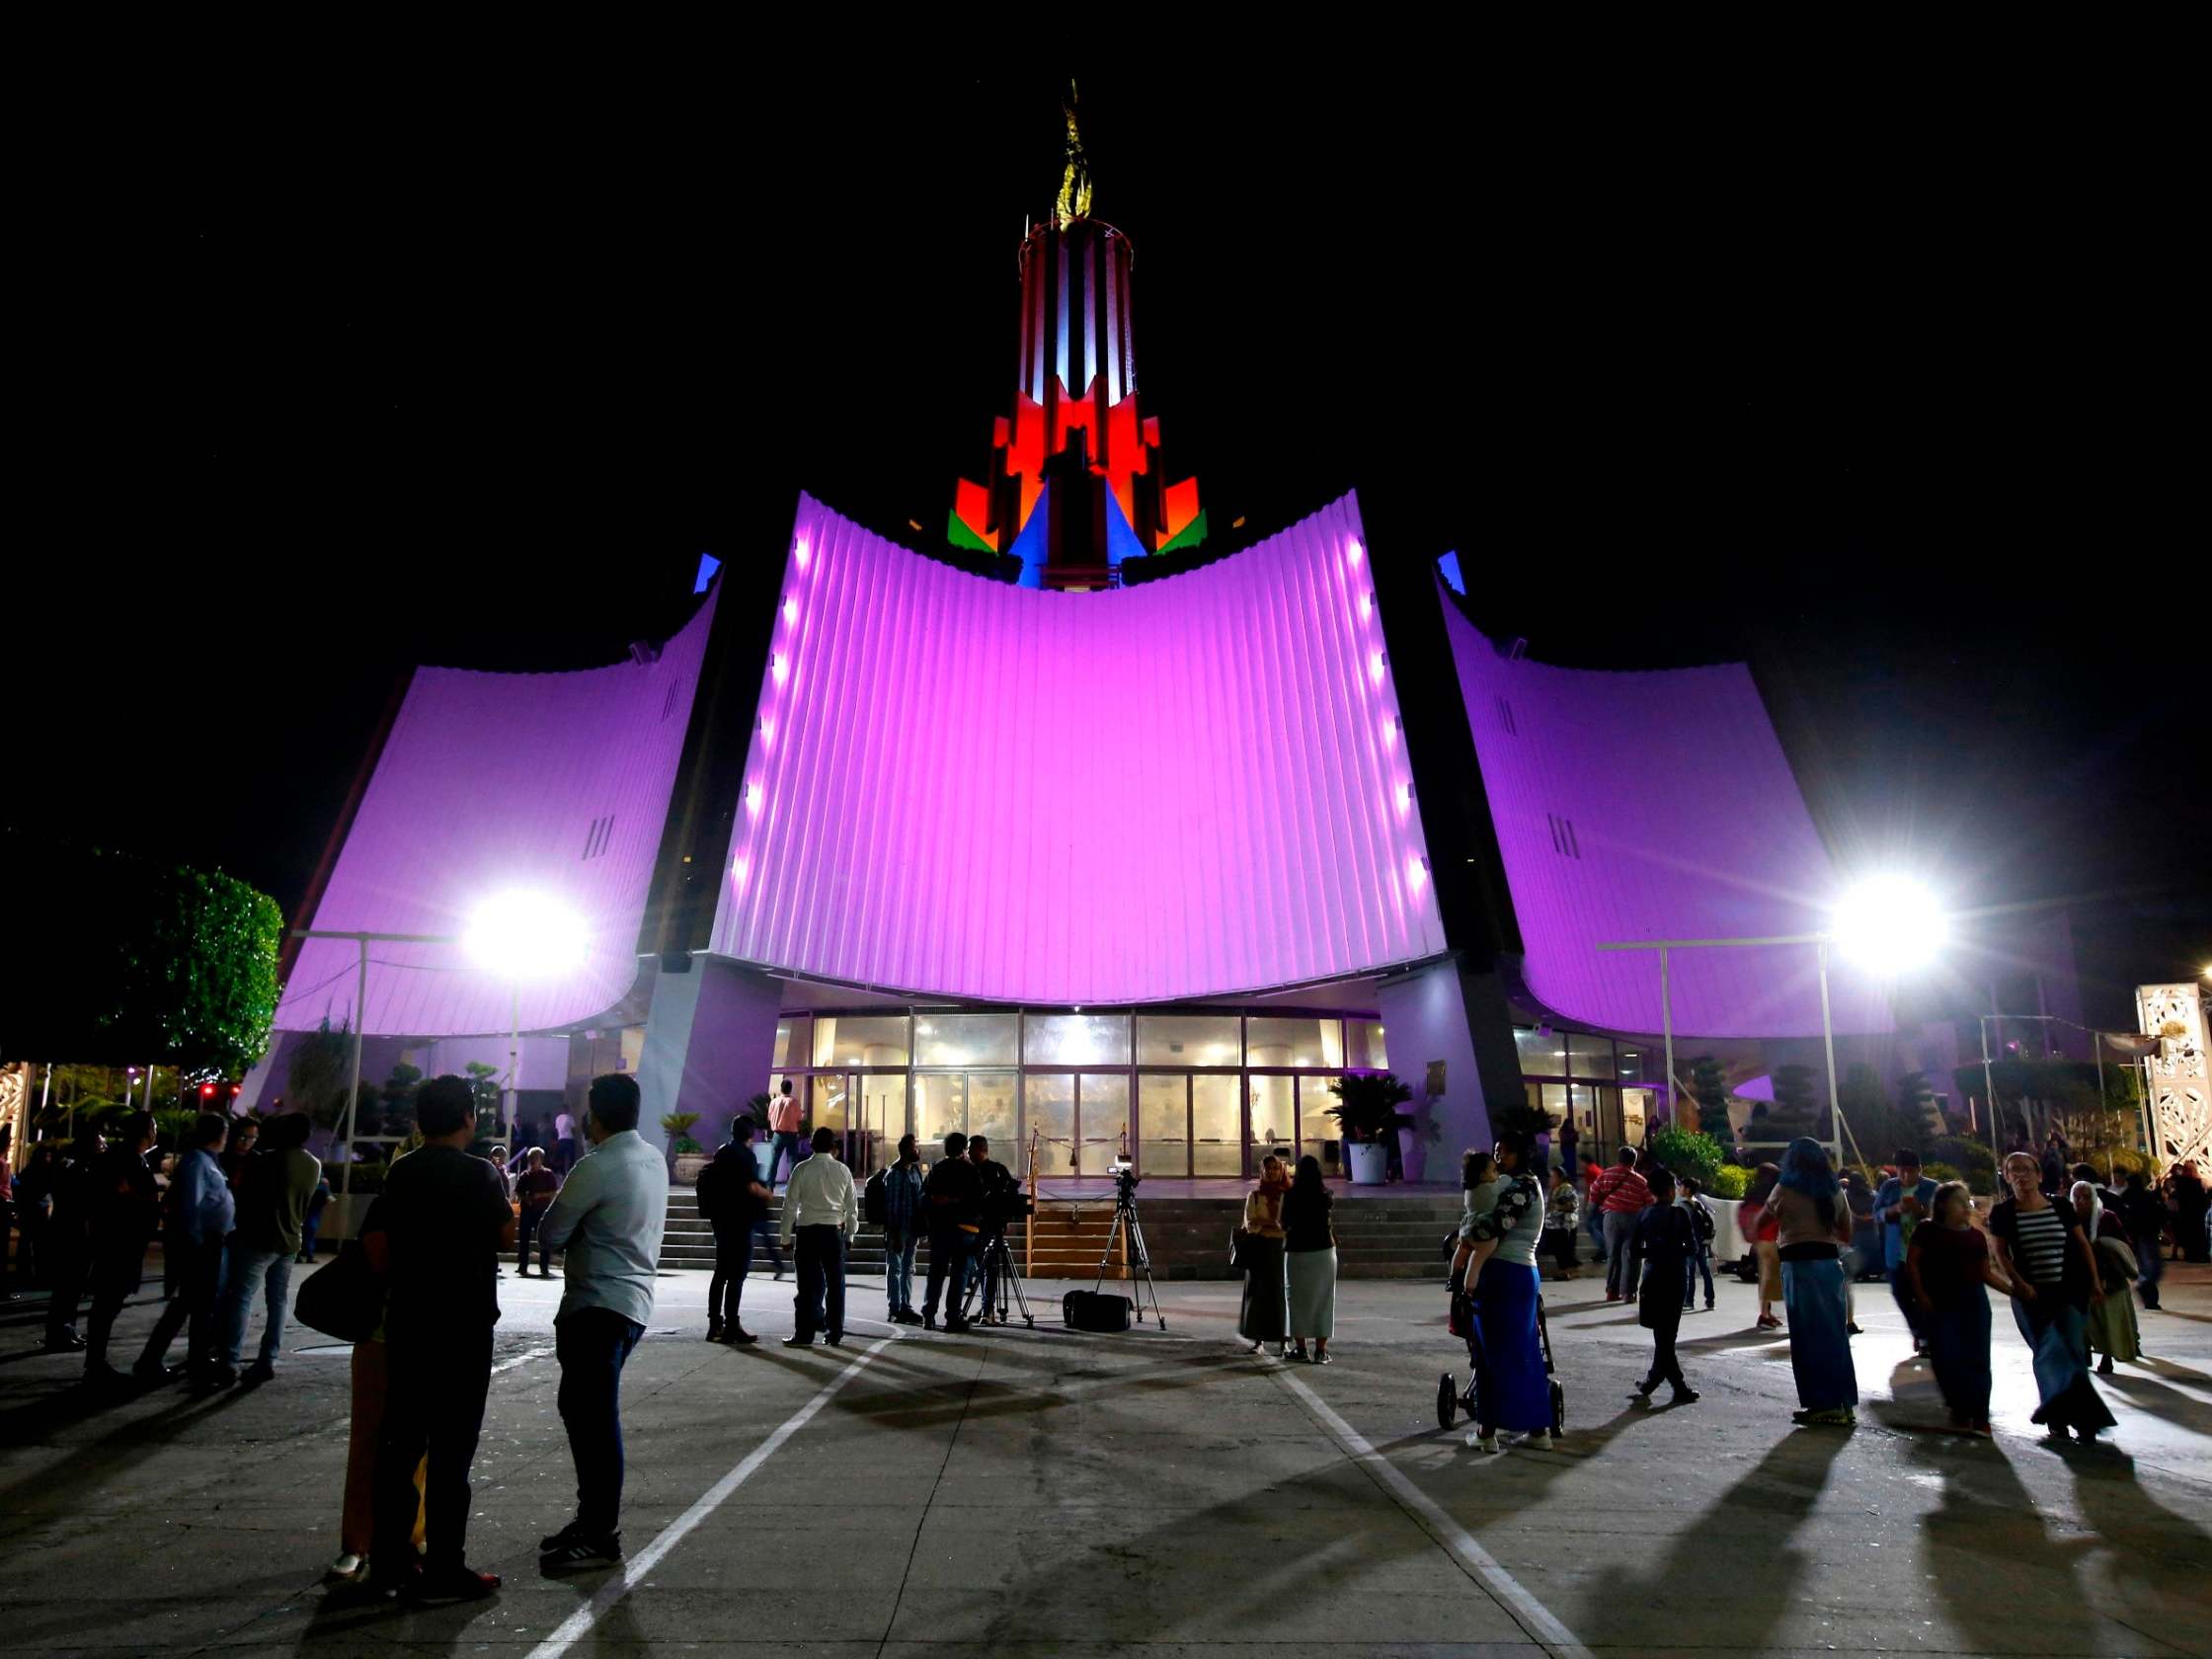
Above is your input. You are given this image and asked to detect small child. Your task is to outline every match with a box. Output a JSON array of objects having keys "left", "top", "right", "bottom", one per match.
[
  {"left": 1626, "top": 1166, "right": 1700, "bottom": 1406},
  {"left": 297, "top": 1174, "right": 332, "bottom": 1264},
  {"left": 1679, "top": 1175, "right": 1716, "bottom": 1311},
  {"left": 1541, "top": 1164, "right": 1581, "bottom": 1278}
]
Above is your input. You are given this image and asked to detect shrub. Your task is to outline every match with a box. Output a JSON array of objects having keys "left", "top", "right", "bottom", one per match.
[
  {"left": 1706, "top": 1163, "right": 1750, "bottom": 1201},
  {"left": 1921, "top": 1161, "right": 1962, "bottom": 1186},
  {"left": 1326, "top": 1073, "right": 1413, "bottom": 1144},
  {"left": 1927, "top": 1136, "right": 1997, "bottom": 1195},
  {"left": 1650, "top": 1125, "right": 1727, "bottom": 1191}
]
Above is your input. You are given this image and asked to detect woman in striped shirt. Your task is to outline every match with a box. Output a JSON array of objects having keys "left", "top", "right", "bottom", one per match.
[{"left": 1987, "top": 1151, "right": 2114, "bottom": 1443}]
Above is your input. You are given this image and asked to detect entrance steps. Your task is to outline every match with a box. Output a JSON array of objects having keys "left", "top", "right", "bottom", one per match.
[{"left": 659, "top": 1190, "right": 1458, "bottom": 1281}]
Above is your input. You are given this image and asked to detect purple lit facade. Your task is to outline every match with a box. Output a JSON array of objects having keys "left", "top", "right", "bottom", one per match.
[{"left": 714, "top": 493, "right": 1441, "bottom": 1004}]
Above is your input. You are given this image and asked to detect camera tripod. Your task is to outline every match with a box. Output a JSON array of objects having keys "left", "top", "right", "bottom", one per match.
[
  {"left": 960, "top": 1227, "right": 1035, "bottom": 1328},
  {"left": 1093, "top": 1177, "right": 1166, "bottom": 1329}
]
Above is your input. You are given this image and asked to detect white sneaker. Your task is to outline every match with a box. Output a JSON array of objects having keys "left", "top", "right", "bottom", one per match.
[
  {"left": 1467, "top": 1432, "right": 1500, "bottom": 1453},
  {"left": 1527, "top": 1429, "right": 1554, "bottom": 1449},
  {"left": 328, "top": 1552, "right": 364, "bottom": 1580}
]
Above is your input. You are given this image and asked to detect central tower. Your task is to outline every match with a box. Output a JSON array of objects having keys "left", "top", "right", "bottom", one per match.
[{"left": 949, "top": 87, "right": 1205, "bottom": 589}]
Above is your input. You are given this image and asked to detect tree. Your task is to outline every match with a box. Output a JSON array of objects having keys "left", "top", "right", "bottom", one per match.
[
  {"left": 1690, "top": 1055, "right": 1729, "bottom": 1138},
  {"left": 2, "top": 829, "right": 282, "bottom": 1074},
  {"left": 465, "top": 1061, "right": 503, "bottom": 1141},
  {"left": 288, "top": 1019, "right": 356, "bottom": 1133},
  {"left": 1895, "top": 1071, "right": 1942, "bottom": 1138},
  {"left": 1761, "top": 1064, "right": 1825, "bottom": 1145},
  {"left": 374, "top": 1062, "right": 422, "bottom": 1140},
  {"left": 1325, "top": 1072, "right": 1414, "bottom": 1143}
]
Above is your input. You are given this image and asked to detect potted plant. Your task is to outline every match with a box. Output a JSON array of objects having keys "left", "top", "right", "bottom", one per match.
[
  {"left": 1327, "top": 1072, "right": 1412, "bottom": 1185},
  {"left": 661, "top": 1111, "right": 706, "bottom": 1184}
]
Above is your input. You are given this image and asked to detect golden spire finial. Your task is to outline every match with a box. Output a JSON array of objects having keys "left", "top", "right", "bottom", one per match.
[{"left": 1054, "top": 78, "right": 1092, "bottom": 228}]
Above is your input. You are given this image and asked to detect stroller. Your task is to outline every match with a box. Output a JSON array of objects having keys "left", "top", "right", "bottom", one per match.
[{"left": 1437, "top": 1275, "right": 1566, "bottom": 1437}]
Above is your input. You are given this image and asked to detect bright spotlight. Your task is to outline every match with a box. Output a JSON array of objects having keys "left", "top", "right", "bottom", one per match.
[
  {"left": 1832, "top": 876, "right": 1945, "bottom": 974},
  {"left": 465, "top": 893, "right": 590, "bottom": 980}
]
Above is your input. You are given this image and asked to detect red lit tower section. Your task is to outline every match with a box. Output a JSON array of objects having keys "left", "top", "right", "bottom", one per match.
[{"left": 950, "top": 215, "right": 1205, "bottom": 588}]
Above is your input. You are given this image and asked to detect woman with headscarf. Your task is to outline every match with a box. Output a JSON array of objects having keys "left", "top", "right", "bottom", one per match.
[
  {"left": 2070, "top": 1180, "right": 2142, "bottom": 1376},
  {"left": 1237, "top": 1154, "right": 1290, "bottom": 1357},
  {"left": 1739, "top": 1161, "right": 1783, "bottom": 1331},
  {"left": 1988, "top": 1152, "right": 2114, "bottom": 1443},
  {"left": 1283, "top": 1154, "right": 1337, "bottom": 1363},
  {"left": 1451, "top": 1131, "right": 1552, "bottom": 1452},
  {"left": 1763, "top": 1138, "right": 1857, "bottom": 1426}
]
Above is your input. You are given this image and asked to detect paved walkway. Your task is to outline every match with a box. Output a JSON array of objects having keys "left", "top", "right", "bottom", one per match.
[{"left": 1, "top": 1258, "right": 2207, "bottom": 1656}]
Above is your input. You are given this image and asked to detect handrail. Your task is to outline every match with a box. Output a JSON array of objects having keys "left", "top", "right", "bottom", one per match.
[{"left": 1025, "top": 1127, "right": 1041, "bottom": 1279}]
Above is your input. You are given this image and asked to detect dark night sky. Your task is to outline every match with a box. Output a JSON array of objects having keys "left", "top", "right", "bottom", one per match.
[{"left": 10, "top": 43, "right": 2204, "bottom": 1031}]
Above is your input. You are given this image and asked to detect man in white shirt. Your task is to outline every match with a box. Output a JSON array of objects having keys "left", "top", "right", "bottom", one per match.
[
  {"left": 536, "top": 1074, "right": 669, "bottom": 1571},
  {"left": 779, "top": 1127, "right": 857, "bottom": 1349}
]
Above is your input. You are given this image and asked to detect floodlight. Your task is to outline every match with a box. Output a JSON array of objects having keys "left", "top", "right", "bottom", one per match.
[
  {"left": 464, "top": 893, "right": 590, "bottom": 980},
  {"left": 1831, "top": 876, "right": 1945, "bottom": 974}
]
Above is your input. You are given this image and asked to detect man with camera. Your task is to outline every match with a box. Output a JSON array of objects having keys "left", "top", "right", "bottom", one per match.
[
  {"left": 966, "top": 1136, "right": 1021, "bottom": 1325},
  {"left": 919, "top": 1132, "right": 982, "bottom": 1332}
]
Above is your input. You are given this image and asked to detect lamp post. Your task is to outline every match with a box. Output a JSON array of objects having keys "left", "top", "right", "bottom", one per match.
[{"left": 289, "top": 929, "right": 461, "bottom": 1204}]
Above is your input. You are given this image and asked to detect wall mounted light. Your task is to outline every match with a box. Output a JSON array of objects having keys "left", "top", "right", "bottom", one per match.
[
  {"left": 1369, "top": 650, "right": 1386, "bottom": 685},
  {"left": 1396, "top": 782, "right": 1413, "bottom": 814},
  {"left": 1407, "top": 853, "right": 1429, "bottom": 891},
  {"left": 746, "top": 782, "right": 763, "bottom": 816},
  {"left": 732, "top": 855, "right": 749, "bottom": 889},
  {"left": 783, "top": 595, "right": 798, "bottom": 625},
  {"left": 1358, "top": 591, "right": 1374, "bottom": 621},
  {"left": 1346, "top": 538, "right": 1364, "bottom": 567},
  {"left": 1382, "top": 714, "right": 1398, "bottom": 747},
  {"left": 759, "top": 715, "right": 775, "bottom": 749},
  {"left": 770, "top": 652, "right": 787, "bottom": 683},
  {"left": 795, "top": 537, "right": 810, "bottom": 569}
]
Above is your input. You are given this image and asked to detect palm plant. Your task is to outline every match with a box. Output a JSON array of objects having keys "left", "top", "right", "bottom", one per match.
[{"left": 1325, "top": 1072, "right": 1413, "bottom": 1143}]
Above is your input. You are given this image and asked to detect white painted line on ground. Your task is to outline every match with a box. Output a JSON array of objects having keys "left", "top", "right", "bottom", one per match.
[
  {"left": 1271, "top": 1366, "right": 1593, "bottom": 1659},
  {"left": 521, "top": 1334, "right": 896, "bottom": 1659}
]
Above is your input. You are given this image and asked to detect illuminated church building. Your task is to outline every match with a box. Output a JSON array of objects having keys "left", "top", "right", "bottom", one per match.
[{"left": 254, "top": 115, "right": 1910, "bottom": 1181}]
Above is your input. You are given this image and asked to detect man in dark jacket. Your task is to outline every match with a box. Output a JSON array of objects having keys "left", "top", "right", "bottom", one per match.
[
  {"left": 698, "top": 1116, "right": 769, "bottom": 1344},
  {"left": 40, "top": 1128, "right": 105, "bottom": 1352},
  {"left": 919, "top": 1133, "right": 982, "bottom": 1332},
  {"left": 81, "top": 1113, "right": 162, "bottom": 1386},
  {"left": 966, "top": 1137, "right": 1020, "bottom": 1323}
]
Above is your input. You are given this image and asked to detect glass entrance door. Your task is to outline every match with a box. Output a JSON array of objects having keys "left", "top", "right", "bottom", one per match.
[
  {"left": 1079, "top": 1074, "right": 1129, "bottom": 1174},
  {"left": 1027, "top": 1073, "right": 1076, "bottom": 1179},
  {"left": 848, "top": 1072, "right": 906, "bottom": 1177}
]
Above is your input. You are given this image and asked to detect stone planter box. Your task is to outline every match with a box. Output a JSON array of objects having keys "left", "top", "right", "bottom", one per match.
[
  {"left": 1347, "top": 1142, "right": 1391, "bottom": 1185},
  {"left": 673, "top": 1152, "right": 710, "bottom": 1188}
]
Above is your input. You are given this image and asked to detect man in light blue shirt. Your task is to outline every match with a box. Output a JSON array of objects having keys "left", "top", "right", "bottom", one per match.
[
  {"left": 1873, "top": 1148, "right": 1939, "bottom": 1351},
  {"left": 135, "top": 1112, "right": 235, "bottom": 1387},
  {"left": 537, "top": 1074, "right": 668, "bottom": 1570}
]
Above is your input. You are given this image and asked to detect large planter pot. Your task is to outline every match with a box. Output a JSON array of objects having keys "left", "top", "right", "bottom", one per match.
[
  {"left": 1397, "top": 1126, "right": 1428, "bottom": 1185},
  {"left": 1347, "top": 1142, "right": 1391, "bottom": 1185},
  {"left": 673, "top": 1152, "right": 710, "bottom": 1188}
]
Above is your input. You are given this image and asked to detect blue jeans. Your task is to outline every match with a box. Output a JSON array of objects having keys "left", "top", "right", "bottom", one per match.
[
  {"left": 1888, "top": 1263, "right": 1926, "bottom": 1339},
  {"left": 763, "top": 1132, "right": 801, "bottom": 1187},
  {"left": 885, "top": 1226, "right": 918, "bottom": 1314},
  {"left": 1683, "top": 1242, "right": 1714, "bottom": 1306},
  {"left": 295, "top": 1217, "right": 321, "bottom": 1263},
  {"left": 2131, "top": 1232, "right": 2163, "bottom": 1307},
  {"left": 218, "top": 1243, "right": 293, "bottom": 1369},
  {"left": 1585, "top": 1199, "right": 1609, "bottom": 1262},
  {"left": 556, "top": 1307, "right": 646, "bottom": 1537},
  {"left": 1602, "top": 1212, "right": 1639, "bottom": 1299}
]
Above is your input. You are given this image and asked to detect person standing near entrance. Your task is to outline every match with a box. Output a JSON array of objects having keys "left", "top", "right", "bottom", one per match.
[
  {"left": 967, "top": 1135, "right": 1018, "bottom": 1322},
  {"left": 536, "top": 1073, "right": 668, "bottom": 1570},
  {"left": 1589, "top": 1147, "right": 1651, "bottom": 1303},
  {"left": 779, "top": 1127, "right": 856, "bottom": 1347},
  {"left": 1626, "top": 1166, "right": 1699, "bottom": 1407},
  {"left": 1874, "top": 1149, "right": 1939, "bottom": 1352},
  {"left": 763, "top": 1079, "right": 803, "bottom": 1191},
  {"left": 553, "top": 1109, "right": 580, "bottom": 1177},
  {"left": 2114, "top": 1171, "right": 2168, "bottom": 1310},
  {"left": 363, "top": 1075, "right": 515, "bottom": 1602},
  {"left": 920, "top": 1131, "right": 982, "bottom": 1332},
  {"left": 40, "top": 1128, "right": 104, "bottom": 1353},
  {"left": 514, "top": 1147, "right": 561, "bottom": 1277},
  {"left": 699, "top": 1117, "right": 769, "bottom": 1344},
  {"left": 879, "top": 1134, "right": 925, "bottom": 1324}
]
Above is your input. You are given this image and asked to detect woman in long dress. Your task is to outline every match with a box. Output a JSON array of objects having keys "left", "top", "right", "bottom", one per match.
[
  {"left": 1764, "top": 1138, "right": 1857, "bottom": 1427},
  {"left": 1283, "top": 1154, "right": 1337, "bottom": 1363},
  {"left": 1452, "top": 1131, "right": 1552, "bottom": 1453},
  {"left": 1237, "top": 1155, "right": 1290, "bottom": 1356},
  {"left": 2071, "top": 1180, "right": 2143, "bottom": 1376},
  {"left": 1988, "top": 1153, "right": 2114, "bottom": 1443},
  {"left": 1905, "top": 1180, "right": 2011, "bottom": 1434}
]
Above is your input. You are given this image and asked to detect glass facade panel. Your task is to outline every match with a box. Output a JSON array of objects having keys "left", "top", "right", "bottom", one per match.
[
  {"left": 1138, "top": 1073, "right": 1189, "bottom": 1178},
  {"left": 1298, "top": 1075, "right": 1341, "bottom": 1164},
  {"left": 1192, "top": 1074, "right": 1242, "bottom": 1175},
  {"left": 1567, "top": 1034, "right": 1615, "bottom": 1079},
  {"left": 850, "top": 1073, "right": 906, "bottom": 1175},
  {"left": 1540, "top": 1082, "right": 1571, "bottom": 1133},
  {"left": 914, "top": 1013, "right": 1017, "bottom": 1067},
  {"left": 1136, "top": 1013, "right": 1241, "bottom": 1066},
  {"left": 1024, "top": 1012, "right": 1131, "bottom": 1066},
  {"left": 771, "top": 1016, "right": 809, "bottom": 1069},
  {"left": 1248, "top": 1074, "right": 1297, "bottom": 1163},
  {"left": 914, "top": 1073, "right": 964, "bottom": 1150},
  {"left": 968, "top": 1072, "right": 1018, "bottom": 1168},
  {"left": 1245, "top": 1017, "right": 1344, "bottom": 1069},
  {"left": 1516, "top": 1028, "right": 1569, "bottom": 1076},
  {"left": 1080, "top": 1074, "right": 1130, "bottom": 1174},
  {"left": 1344, "top": 1018, "right": 1387, "bottom": 1070},
  {"left": 813, "top": 1014, "right": 910, "bottom": 1067},
  {"left": 1026, "top": 1073, "right": 1075, "bottom": 1179},
  {"left": 809, "top": 1074, "right": 848, "bottom": 1135},
  {"left": 1615, "top": 1045, "right": 1653, "bottom": 1084}
]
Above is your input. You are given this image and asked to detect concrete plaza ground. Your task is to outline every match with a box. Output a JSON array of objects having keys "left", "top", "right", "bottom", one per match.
[{"left": 1, "top": 1254, "right": 2208, "bottom": 1658}]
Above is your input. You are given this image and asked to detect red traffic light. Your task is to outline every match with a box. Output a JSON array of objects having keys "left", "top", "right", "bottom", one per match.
[
  {"left": 229, "top": 1084, "right": 242, "bottom": 1095},
  {"left": 199, "top": 1083, "right": 216, "bottom": 1098}
]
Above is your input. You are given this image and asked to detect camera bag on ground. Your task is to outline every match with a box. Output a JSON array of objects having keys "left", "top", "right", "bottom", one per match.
[{"left": 1063, "top": 1290, "right": 1132, "bottom": 1332}]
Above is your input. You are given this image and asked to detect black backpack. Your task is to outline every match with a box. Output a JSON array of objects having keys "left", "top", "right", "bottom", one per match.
[
  {"left": 693, "top": 1159, "right": 722, "bottom": 1222},
  {"left": 862, "top": 1167, "right": 888, "bottom": 1224},
  {"left": 1689, "top": 1198, "right": 1715, "bottom": 1242}
]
